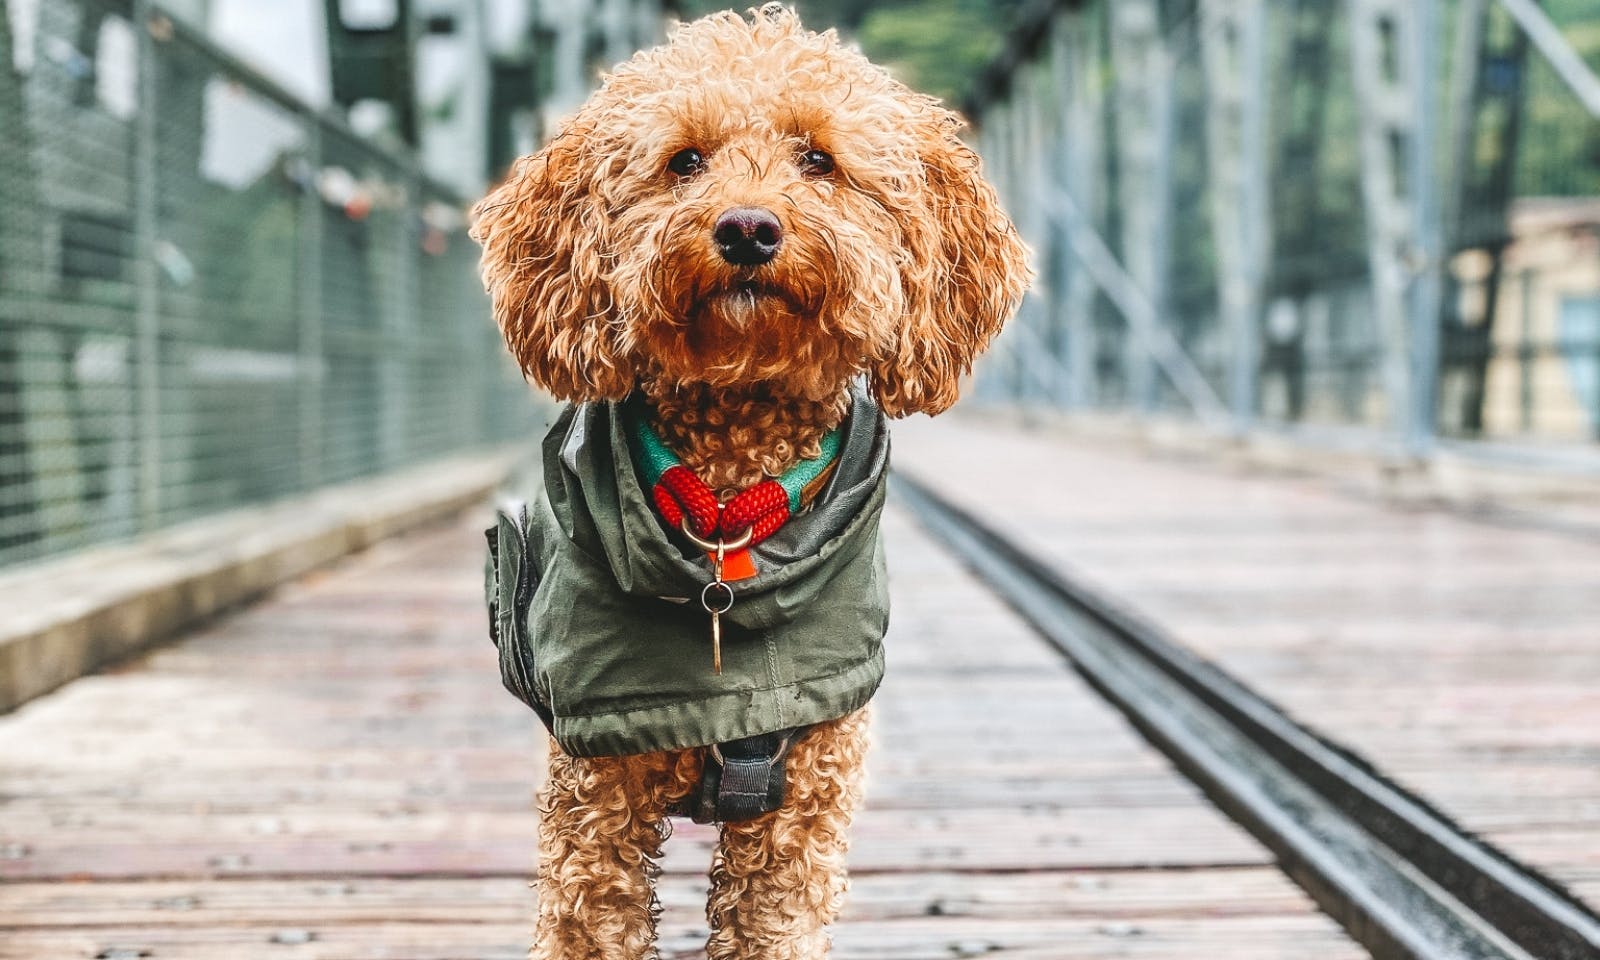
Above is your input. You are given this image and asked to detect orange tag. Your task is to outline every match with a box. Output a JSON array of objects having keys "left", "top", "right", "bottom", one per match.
[{"left": 709, "top": 547, "right": 759, "bottom": 582}]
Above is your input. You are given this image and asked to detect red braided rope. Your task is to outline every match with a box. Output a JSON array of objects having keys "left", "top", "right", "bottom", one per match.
[
  {"left": 720, "top": 480, "right": 790, "bottom": 540},
  {"left": 656, "top": 465, "right": 720, "bottom": 538},
  {"left": 652, "top": 471, "right": 794, "bottom": 547}
]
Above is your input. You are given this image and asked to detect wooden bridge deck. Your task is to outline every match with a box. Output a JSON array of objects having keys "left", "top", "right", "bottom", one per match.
[
  {"left": 0, "top": 498, "right": 1363, "bottom": 957},
  {"left": 894, "top": 413, "right": 1600, "bottom": 914}
]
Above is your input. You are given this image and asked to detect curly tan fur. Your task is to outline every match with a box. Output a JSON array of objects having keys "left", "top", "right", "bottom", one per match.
[
  {"left": 706, "top": 710, "right": 869, "bottom": 959},
  {"left": 530, "top": 747, "right": 699, "bottom": 960},
  {"left": 474, "top": 6, "right": 1025, "bottom": 958},
  {"left": 642, "top": 377, "right": 850, "bottom": 497},
  {"left": 528, "top": 713, "right": 869, "bottom": 960},
  {"left": 470, "top": 5, "right": 1028, "bottom": 424}
]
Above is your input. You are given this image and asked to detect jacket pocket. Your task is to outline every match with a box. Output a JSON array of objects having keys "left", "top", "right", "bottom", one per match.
[{"left": 484, "top": 501, "right": 554, "bottom": 729}]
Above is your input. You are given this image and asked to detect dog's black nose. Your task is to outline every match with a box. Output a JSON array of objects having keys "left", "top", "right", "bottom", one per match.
[{"left": 713, "top": 207, "right": 783, "bottom": 266}]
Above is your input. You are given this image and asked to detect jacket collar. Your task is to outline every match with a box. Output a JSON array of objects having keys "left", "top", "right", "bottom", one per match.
[{"left": 546, "top": 380, "right": 890, "bottom": 628}]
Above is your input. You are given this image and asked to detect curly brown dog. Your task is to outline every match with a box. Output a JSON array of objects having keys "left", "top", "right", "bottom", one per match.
[{"left": 470, "top": 6, "right": 1026, "bottom": 958}]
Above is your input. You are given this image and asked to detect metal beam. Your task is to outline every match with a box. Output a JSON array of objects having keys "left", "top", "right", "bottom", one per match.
[
  {"left": 297, "top": 122, "right": 326, "bottom": 491},
  {"left": 1200, "top": 0, "right": 1270, "bottom": 434},
  {"left": 1497, "top": 0, "right": 1600, "bottom": 118},
  {"left": 1440, "top": 0, "right": 1533, "bottom": 438},
  {"left": 1350, "top": 0, "right": 1428, "bottom": 453},
  {"left": 1109, "top": 0, "right": 1173, "bottom": 413},
  {"left": 1043, "top": 189, "right": 1232, "bottom": 430},
  {"left": 133, "top": 0, "right": 163, "bottom": 530},
  {"left": 1058, "top": 11, "right": 1103, "bottom": 410},
  {"left": 1408, "top": 0, "right": 1445, "bottom": 455}
]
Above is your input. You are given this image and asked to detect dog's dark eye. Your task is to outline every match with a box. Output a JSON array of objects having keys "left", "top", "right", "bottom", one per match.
[
  {"left": 798, "top": 149, "right": 835, "bottom": 176},
  {"left": 667, "top": 148, "right": 705, "bottom": 177}
]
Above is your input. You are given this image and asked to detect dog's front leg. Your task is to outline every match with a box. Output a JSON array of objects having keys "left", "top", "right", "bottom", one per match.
[
  {"left": 704, "top": 709, "right": 870, "bottom": 960},
  {"left": 532, "top": 745, "right": 680, "bottom": 960}
]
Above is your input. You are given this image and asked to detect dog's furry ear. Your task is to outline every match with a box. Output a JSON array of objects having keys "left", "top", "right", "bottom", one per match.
[
  {"left": 870, "top": 115, "right": 1030, "bottom": 417},
  {"left": 470, "top": 123, "right": 632, "bottom": 402}
]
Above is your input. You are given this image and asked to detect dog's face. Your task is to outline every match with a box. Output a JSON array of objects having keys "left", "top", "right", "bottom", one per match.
[{"left": 471, "top": 5, "right": 1028, "bottom": 416}]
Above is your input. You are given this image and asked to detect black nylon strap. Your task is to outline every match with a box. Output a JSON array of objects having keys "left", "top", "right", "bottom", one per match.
[
  {"left": 715, "top": 750, "right": 786, "bottom": 821},
  {"left": 679, "top": 726, "right": 809, "bottom": 824}
]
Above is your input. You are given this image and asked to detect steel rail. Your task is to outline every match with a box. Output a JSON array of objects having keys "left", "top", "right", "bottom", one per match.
[{"left": 895, "top": 471, "right": 1600, "bottom": 960}]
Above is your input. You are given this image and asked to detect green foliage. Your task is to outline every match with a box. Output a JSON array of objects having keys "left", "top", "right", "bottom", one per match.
[
  {"left": 854, "top": 1, "right": 1017, "bottom": 104},
  {"left": 1514, "top": 18, "right": 1600, "bottom": 198},
  {"left": 675, "top": 1, "right": 1024, "bottom": 105}
]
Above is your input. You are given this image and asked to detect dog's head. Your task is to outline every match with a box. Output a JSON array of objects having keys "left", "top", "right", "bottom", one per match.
[{"left": 470, "top": 4, "right": 1028, "bottom": 416}]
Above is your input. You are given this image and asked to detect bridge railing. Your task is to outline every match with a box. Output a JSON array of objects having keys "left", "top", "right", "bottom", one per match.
[
  {"left": 0, "top": 0, "right": 539, "bottom": 570},
  {"left": 972, "top": 0, "right": 1600, "bottom": 466}
]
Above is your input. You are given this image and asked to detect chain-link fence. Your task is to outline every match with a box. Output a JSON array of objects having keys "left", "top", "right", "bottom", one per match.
[
  {"left": 0, "top": 0, "right": 536, "bottom": 570},
  {"left": 974, "top": 0, "right": 1600, "bottom": 458}
]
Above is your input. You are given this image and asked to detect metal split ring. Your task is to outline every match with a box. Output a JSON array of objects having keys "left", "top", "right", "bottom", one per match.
[
  {"left": 678, "top": 517, "right": 754, "bottom": 553},
  {"left": 701, "top": 580, "right": 735, "bottom": 615}
]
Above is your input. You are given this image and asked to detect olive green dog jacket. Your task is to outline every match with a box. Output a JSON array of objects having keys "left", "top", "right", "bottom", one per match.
[{"left": 485, "top": 383, "right": 890, "bottom": 758}]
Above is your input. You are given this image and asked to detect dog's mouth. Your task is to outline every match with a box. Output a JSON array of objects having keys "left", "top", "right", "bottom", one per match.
[{"left": 714, "top": 279, "right": 807, "bottom": 313}]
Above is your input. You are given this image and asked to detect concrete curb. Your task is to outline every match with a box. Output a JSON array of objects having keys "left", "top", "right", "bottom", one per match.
[{"left": 0, "top": 449, "right": 521, "bottom": 714}]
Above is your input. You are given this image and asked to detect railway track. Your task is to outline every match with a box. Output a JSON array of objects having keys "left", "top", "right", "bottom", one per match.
[{"left": 896, "top": 471, "right": 1600, "bottom": 960}]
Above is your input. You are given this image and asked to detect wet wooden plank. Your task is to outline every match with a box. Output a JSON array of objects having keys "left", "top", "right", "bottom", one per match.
[
  {"left": 0, "top": 868, "right": 1327, "bottom": 929},
  {"left": 0, "top": 915, "right": 1369, "bottom": 960},
  {"left": 0, "top": 509, "right": 1361, "bottom": 958},
  {"left": 895, "top": 414, "right": 1600, "bottom": 908},
  {"left": 0, "top": 805, "right": 1264, "bottom": 881}
]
